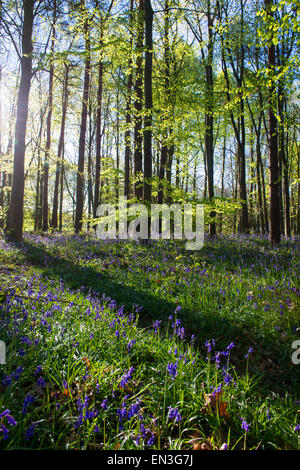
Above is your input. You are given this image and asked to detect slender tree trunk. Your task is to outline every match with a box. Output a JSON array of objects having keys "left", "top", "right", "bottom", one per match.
[
  {"left": 205, "top": 8, "right": 216, "bottom": 237},
  {"left": 43, "top": 0, "right": 56, "bottom": 232},
  {"left": 175, "top": 154, "right": 180, "bottom": 189},
  {"left": 143, "top": 0, "right": 153, "bottom": 205},
  {"left": 87, "top": 95, "right": 93, "bottom": 230},
  {"left": 265, "top": 0, "right": 280, "bottom": 244},
  {"left": 94, "top": 26, "right": 103, "bottom": 217},
  {"left": 7, "top": 0, "right": 35, "bottom": 242},
  {"left": 51, "top": 64, "right": 69, "bottom": 229},
  {"left": 249, "top": 129, "right": 255, "bottom": 229},
  {"left": 133, "top": 0, "right": 144, "bottom": 201},
  {"left": 256, "top": 118, "right": 265, "bottom": 233},
  {"left": 158, "top": 0, "right": 171, "bottom": 205},
  {"left": 124, "top": 0, "right": 134, "bottom": 199},
  {"left": 278, "top": 90, "right": 290, "bottom": 237},
  {"left": 219, "top": 132, "right": 226, "bottom": 233},
  {"left": 59, "top": 146, "right": 64, "bottom": 231},
  {"left": 34, "top": 91, "right": 45, "bottom": 231},
  {"left": 115, "top": 90, "right": 120, "bottom": 201},
  {"left": 296, "top": 140, "right": 300, "bottom": 235},
  {"left": 75, "top": 1, "right": 91, "bottom": 233}
]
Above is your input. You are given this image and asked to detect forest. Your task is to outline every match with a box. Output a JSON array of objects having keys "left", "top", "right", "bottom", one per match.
[{"left": 0, "top": 0, "right": 299, "bottom": 453}]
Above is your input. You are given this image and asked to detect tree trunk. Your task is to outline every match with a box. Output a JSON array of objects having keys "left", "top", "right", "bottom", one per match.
[
  {"left": 59, "top": 147, "right": 65, "bottom": 231},
  {"left": 34, "top": 89, "right": 45, "bottom": 231},
  {"left": 94, "top": 27, "right": 103, "bottom": 217},
  {"left": 133, "top": 0, "right": 144, "bottom": 201},
  {"left": 51, "top": 64, "right": 69, "bottom": 229},
  {"left": 7, "top": 0, "right": 35, "bottom": 242},
  {"left": 75, "top": 1, "right": 91, "bottom": 233},
  {"left": 265, "top": 0, "right": 280, "bottom": 244},
  {"left": 124, "top": 0, "right": 134, "bottom": 199},
  {"left": 143, "top": 0, "right": 153, "bottom": 205},
  {"left": 43, "top": 0, "right": 56, "bottom": 232},
  {"left": 205, "top": 9, "right": 216, "bottom": 237}
]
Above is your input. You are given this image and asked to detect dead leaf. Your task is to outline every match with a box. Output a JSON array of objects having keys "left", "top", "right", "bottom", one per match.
[
  {"left": 82, "top": 357, "right": 91, "bottom": 369},
  {"left": 201, "top": 390, "right": 229, "bottom": 420}
]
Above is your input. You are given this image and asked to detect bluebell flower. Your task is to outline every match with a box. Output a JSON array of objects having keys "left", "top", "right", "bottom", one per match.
[
  {"left": 34, "top": 366, "right": 42, "bottom": 376},
  {"left": 37, "top": 376, "right": 46, "bottom": 388},
  {"left": 168, "top": 407, "right": 182, "bottom": 422},
  {"left": 127, "top": 339, "right": 136, "bottom": 352},
  {"left": 0, "top": 424, "right": 9, "bottom": 440},
  {"left": 167, "top": 361, "right": 178, "bottom": 379},
  {"left": 120, "top": 367, "right": 135, "bottom": 388},
  {"left": 240, "top": 417, "right": 250, "bottom": 432},
  {"left": 22, "top": 394, "right": 35, "bottom": 415},
  {"left": 245, "top": 347, "right": 253, "bottom": 359},
  {"left": 25, "top": 423, "right": 35, "bottom": 440},
  {"left": 101, "top": 399, "right": 108, "bottom": 410},
  {"left": 146, "top": 432, "right": 155, "bottom": 446}
]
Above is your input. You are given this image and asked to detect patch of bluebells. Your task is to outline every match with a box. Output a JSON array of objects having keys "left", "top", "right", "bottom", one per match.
[
  {"left": 25, "top": 423, "right": 36, "bottom": 441},
  {"left": 221, "top": 368, "right": 235, "bottom": 386},
  {"left": 0, "top": 233, "right": 298, "bottom": 449},
  {"left": 22, "top": 394, "right": 35, "bottom": 415},
  {"left": 168, "top": 407, "right": 182, "bottom": 422},
  {"left": 153, "top": 320, "right": 161, "bottom": 334},
  {"left": 117, "top": 397, "right": 142, "bottom": 429},
  {"left": 101, "top": 399, "right": 108, "bottom": 410},
  {"left": 2, "top": 366, "right": 24, "bottom": 387},
  {"left": 0, "top": 409, "right": 17, "bottom": 440},
  {"left": 211, "top": 383, "right": 223, "bottom": 396},
  {"left": 37, "top": 376, "right": 46, "bottom": 388},
  {"left": 74, "top": 395, "right": 100, "bottom": 429},
  {"left": 205, "top": 339, "right": 215, "bottom": 355},
  {"left": 240, "top": 417, "right": 250, "bottom": 432},
  {"left": 120, "top": 367, "right": 135, "bottom": 388},
  {"left": 135, "top": 420, "right": 156, "bottom": 447},
  {"left": 167, "top": 361, "right": 178, "bottom": 379},
  {"left": 127, "top": 339, "right": 136, "bottom": 352}
]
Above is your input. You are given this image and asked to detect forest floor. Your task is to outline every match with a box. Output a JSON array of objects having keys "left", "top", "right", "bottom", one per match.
[{"left": 0, "top": 232, "right": 299, "bottom": 450}]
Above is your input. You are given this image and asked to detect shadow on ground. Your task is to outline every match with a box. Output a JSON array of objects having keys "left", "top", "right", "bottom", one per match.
[{"left": 14, "top": 237, "right": 299, "bottom": 396}]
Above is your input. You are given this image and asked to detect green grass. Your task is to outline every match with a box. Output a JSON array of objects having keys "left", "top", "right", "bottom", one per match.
[{"left": 0, "top": 232, "right": 299, "bottom": 450}]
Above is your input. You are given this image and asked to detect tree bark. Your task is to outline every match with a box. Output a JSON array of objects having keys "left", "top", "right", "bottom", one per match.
[
  {"left": 205, "top": 7, "right": 216, "bottom": 237},
  {"left": 75, "top": 0, "right": 91, "bottom": 233},
  {"left": 265, "top": 0, "right": 281, "bottom": 244},
  {"left": 94, "top": 26, "right": 103, "bottom": 217},
  {"left": 43, "top": 0, "right": 56, "bottom": 232},
  {"left": 7, "top": 0, "right": 35, "bottom": 242},
  {"left": 51, "top": 63, "right": 69, "bottom": 229},
  {"left": 143, "top": 0, "right": 153, "bottom": 205},
  {"left": 124, "top": 0, "right": 134, "bottom": 199},
  {"left": 133, "top": 0, "right": 144, "bottom": 201}
]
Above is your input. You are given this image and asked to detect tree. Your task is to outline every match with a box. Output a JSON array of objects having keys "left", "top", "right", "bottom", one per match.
[
  {"left": 6, "top": 0, "right": 35, "bottom": 242},
  {"left": 133, "top": 0, "right": 144, "bottom": 201},
  {"left": 51, "top": 63, "right": 70, "bottom": 229},
  {"left": 43, "top": 0, "right": 57, "bottom": 232},
  {"left": 143, "top": 0, "right": 153, "bottom": 204},
  {"left": 75, "top": 0, "right": 91, "bottom": 233},
  {"left": 265, "top": 0, "right": 281, "bottom": 244}
]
